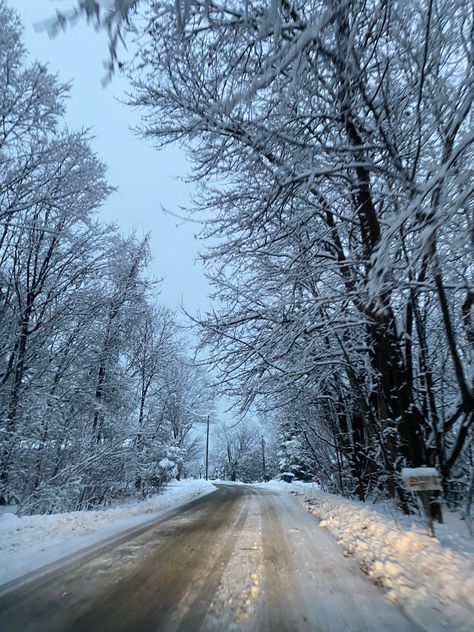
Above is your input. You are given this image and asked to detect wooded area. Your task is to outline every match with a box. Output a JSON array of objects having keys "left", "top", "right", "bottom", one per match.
[
  {"left": 0, "top": 1, "right": 211, "bottom": 513},
  {"left": 1, "top": 0, "right": 473, "bottom": 515}
]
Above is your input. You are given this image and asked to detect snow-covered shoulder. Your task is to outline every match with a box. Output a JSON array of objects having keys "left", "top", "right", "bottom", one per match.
[
  {"left": 259, "top": 480, "right": 474, "bottom": 632},
  {"left": 0, "top": 479, "right": 216, "bottom": 587}
]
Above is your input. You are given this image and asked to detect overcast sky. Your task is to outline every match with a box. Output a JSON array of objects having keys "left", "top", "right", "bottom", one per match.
[{"left": 14, "top": 0, "right": 210, "bottom": 319}]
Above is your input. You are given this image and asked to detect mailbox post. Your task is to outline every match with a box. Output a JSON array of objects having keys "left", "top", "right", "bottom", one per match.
[{"left": 401, "top": 467, "right": 443, "bottom": 537}]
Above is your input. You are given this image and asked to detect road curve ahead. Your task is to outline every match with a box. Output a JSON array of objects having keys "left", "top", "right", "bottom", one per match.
[{"left": 0, "top": 484, "right": 419, "bottom": 632}]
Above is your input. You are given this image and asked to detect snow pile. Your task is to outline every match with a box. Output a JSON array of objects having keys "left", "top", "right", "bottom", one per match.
[
  {"left": 272, "top": 481, "right": 474, "bottom": 632},
  {"left": 0, "top": 478, "right": 216, "bottom": 586}
]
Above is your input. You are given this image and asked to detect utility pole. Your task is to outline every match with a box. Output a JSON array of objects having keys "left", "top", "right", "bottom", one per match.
[
  {"left": 261, "top": 435, "right": 266, "bottom": 481},
  {"left": 205, "top": 415, "right": 210, "bottom": 481}
]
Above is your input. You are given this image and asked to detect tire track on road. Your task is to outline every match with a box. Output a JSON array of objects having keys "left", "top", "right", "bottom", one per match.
[{"left": 174, "top": 502, "right": 249, "bottom": 632}]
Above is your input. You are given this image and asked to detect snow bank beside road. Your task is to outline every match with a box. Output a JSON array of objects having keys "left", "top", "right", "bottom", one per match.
[
  {"left": 265, "top": 481, "right": 474, "bottom": 632},
  {"left": 0, "top": 479, "right": 216, "bottom": 587}
]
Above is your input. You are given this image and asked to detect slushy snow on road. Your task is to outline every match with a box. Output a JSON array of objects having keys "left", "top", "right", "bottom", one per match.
[
  {"left": 0, "top": 479, "right": 216, "bottom": 586},
  {"left": 263, "top": 481, "right": 474, "bottom": 632}
]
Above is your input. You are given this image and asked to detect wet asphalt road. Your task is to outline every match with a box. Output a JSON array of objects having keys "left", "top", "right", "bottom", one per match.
[{"left": 0, "top": 484, "right": 420, "bottom": 631}]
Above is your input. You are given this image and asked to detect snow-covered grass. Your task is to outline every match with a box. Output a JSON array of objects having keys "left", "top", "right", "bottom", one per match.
[
  {"left": 261, "top": 480, "right": 474, "bottom": 632},
  {"left": 0, "top": 478, "right": 216, "bottom": 587}
]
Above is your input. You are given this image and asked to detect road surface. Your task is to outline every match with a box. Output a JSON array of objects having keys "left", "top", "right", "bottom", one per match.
[{"left": 0, "top": 484, "right": 419, "bottom": 631}]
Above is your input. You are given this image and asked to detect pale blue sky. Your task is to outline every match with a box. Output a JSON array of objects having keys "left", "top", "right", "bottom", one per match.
[{"left": 14, "top": 0, "right": 210, "bottom": 318}]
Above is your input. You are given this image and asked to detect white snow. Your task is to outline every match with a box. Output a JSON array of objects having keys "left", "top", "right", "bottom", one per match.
[
  {"left": 259, "top": 480, "right": 474, "bottom": 632},
  {"left": 0, "top": 478, "right": 216, "bottom": 587},
  {"left": 2, "top": 478, "right": 473, "bottom": 631},
  {"left": 402, "top": 467, "right": 440, "bottom": 477}
]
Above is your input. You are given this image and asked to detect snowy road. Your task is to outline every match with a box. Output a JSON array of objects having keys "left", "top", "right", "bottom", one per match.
[{"left": 0, "top": 485, "right": 419, "bottom": 631}]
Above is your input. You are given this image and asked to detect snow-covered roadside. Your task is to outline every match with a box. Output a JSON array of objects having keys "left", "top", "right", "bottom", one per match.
[
  {"left": 0, "top": 479, "right": 216, "bottom": 587},
  {"left": 260, "top": 480, "right": 474, "bottom": 632}
]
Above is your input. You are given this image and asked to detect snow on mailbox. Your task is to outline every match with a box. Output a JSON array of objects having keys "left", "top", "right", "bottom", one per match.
[{"left": 401, "top": 467, "right": 442, "bottom": 492}]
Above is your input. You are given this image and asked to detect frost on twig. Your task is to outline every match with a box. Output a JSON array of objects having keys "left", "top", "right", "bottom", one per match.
[{"left": 38, "top": 0, "right": 140, "bottom": 81}]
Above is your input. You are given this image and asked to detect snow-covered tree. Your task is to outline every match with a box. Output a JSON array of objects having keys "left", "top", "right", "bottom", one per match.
[{"left": 0, "top": 2, "right": 213, "bottom": 513}]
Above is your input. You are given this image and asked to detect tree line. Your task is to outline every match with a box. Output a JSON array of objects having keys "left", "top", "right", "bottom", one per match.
[{"left": 0, "top": 1, "right": 211, "bottom": 514}]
